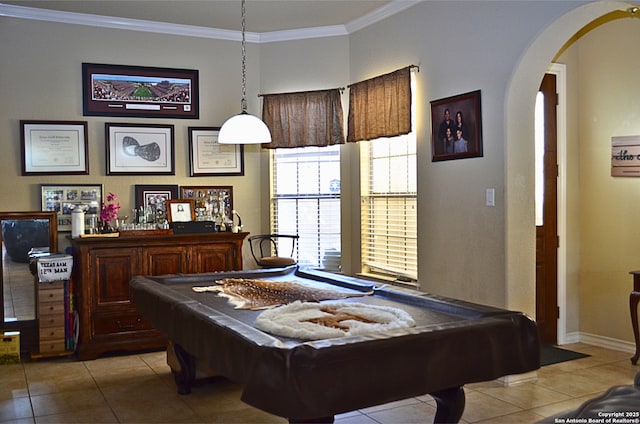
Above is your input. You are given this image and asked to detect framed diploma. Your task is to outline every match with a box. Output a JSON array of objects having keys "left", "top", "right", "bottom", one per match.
[
  {"left": 188, "top": 127, "right": 244, "bottom": 176},
  {"left": 21, "top": 120, "right": 89, "bottom": 175}
]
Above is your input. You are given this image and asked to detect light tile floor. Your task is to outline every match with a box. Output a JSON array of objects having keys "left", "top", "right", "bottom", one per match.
[{"left": 0, "top": 343, "right": 637, "bottom": 424}]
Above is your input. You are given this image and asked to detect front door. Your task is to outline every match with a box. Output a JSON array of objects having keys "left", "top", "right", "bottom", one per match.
[{"left": 535, "top": 73, "right": 559, "bottom": 344}]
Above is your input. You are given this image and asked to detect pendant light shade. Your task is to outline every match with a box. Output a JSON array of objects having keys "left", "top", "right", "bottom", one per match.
[
  {"left": 218, "top": 111, "right": 271, "bottom": 144},
  {"left": 218, "top": 0, "right": 271, "bottom": 145}
]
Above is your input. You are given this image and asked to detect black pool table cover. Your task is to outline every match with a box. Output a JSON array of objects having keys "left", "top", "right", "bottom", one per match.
[{"left": 130, "top": 266, "right": 539, "bottom": 423}]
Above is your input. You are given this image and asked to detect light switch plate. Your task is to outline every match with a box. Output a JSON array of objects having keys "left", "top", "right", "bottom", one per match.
[{"left": 486, "top": 188, "right": 495, "bottom": 206}]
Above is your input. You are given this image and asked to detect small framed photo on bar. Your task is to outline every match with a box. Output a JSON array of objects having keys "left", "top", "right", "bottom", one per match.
[{"left": 166, "top": 199, "right": 195, "bottom": 223}]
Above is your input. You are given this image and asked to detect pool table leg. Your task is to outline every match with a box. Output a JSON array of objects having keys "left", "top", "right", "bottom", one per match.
[
  {"left": 431, "top": 386, "right": 465, "bottom": 423},
  {"left": 172, "top": 343, "right": 196, "bottom": 395}
]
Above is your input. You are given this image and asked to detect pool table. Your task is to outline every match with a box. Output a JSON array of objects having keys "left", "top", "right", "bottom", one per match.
[{"left": 130, "top": 266, "right": 539, "bottom": 423}]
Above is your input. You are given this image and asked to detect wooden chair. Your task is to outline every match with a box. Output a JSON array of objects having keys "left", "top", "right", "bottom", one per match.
[{"left": 248, "top": 234, "right": 299, "bottom": 268}]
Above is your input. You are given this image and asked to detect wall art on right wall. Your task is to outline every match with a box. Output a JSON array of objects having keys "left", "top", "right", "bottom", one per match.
[{"left": 430, "top": 90, "right": 483, "bottom": 162}]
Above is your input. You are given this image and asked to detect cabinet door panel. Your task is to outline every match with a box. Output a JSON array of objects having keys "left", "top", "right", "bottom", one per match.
[
  {"left": 192, "top": 244, "right": 236, "bottom": 273},
  {"left": 145, "top": 246, "right": 187, "bottom": 275},
  {"left": 93, "top": 250, "right": 138, "bottom": 307}
]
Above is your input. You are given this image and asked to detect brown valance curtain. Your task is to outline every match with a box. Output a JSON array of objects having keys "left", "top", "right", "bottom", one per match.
[
  {"left": 261, "top": 88, "right": 345, "bottom": 149},
  {"left": 347, "top": 66, "right": 412, "bottom": 143}
]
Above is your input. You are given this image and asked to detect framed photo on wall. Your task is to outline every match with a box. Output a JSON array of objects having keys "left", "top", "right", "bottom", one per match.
[
  {"left": 430, "top": 90, "right": 483, "bottom": 161},
  {"left": 21, "top": 120, "right": 89, "bottom": 175},
  {"left": 105, "top": 123, "right": 175, "bottom": 175},
  {"left": 134, "top": 184, "right": 179, "bottom": 223},
  {"left": 82, "top": 63, "right": 199, "bottom": 119},
  {"left": 180, "top": 186, "right": 233, "bottom": 221},
  {"left": 188, "top": 127, "right": 244, "bottom": 176},
  {"left": 41, "top": 184, "right": 102, "bottom": 231}
]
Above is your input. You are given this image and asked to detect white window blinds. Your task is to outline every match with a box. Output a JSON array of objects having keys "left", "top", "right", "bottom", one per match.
[
  {"left": 359, "top": 70, "right": 417, "bottom": 281},
  {"left": 271, "top": 146, "right": 341, "bottom": 270}
]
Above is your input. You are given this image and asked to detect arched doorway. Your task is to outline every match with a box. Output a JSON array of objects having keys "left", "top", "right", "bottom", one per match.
[{"left": 505, "top": 1, "right": 634, "bottom": 341}]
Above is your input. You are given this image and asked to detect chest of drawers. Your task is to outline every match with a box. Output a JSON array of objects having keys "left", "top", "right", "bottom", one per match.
[{"left": 37, "top": 280, "right": 68, "bottom": 356}]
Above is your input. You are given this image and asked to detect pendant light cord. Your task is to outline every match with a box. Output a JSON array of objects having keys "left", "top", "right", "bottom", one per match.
[{"left": 241, "top": 0, "right": 247, "bottom": 113}]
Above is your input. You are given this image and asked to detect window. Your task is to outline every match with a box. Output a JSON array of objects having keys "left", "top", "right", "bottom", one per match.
[
  {"left": 535, "top": 91, "right": 544, "bottom": 226},
  {"left": 360, "top": 134, "right": 417, "bottom": 280},
  {"left": 271, "top": 145, "right": 341, "bottom": 270},
  {"left": 359, "top": 74, "right": 417, "bottom": 281}
]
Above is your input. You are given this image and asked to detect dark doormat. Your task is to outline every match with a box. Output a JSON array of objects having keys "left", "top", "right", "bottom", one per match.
[{"left": 540, "top": 345, "right": 590, "bottom": 366}]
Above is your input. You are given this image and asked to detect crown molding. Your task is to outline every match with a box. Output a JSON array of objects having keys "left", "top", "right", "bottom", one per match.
[
  {"left": 0, "top": 3, "right": 252, "bottom": 41},
  {"left": 346, "top": 0, "right": 422, "bottom": 33},
  {"left": 259, "top": 25, "right": 349, "bottom": 43},
  {"left": 0, "top": 1, "right": 419, "bottom": 43}
]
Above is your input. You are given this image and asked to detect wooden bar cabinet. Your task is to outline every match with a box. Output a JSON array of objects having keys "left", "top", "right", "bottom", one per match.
[{"left": 70, "top": 232, "right": 248, "bottom": 360}]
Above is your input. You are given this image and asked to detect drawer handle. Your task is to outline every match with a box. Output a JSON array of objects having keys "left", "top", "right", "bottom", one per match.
[{"left": 116, "top": 318, "right": 142, "bottom": 329}]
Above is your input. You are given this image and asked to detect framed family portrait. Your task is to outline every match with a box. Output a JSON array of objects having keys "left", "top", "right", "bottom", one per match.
[
  {"left": 188, "top": 127, "right": 244, "bottom": 176},
  {"left": 82, "top": 63, "right": 199, "bottom": 119},
  {"left": 165, "top": 199, "right": 195, "bottom": 223},
  {"left": 430, "top": 90, "right": 483, "bottom": 162},
  {"left": 41, "top": 184, "right": 102, "bottom": 231},
  {"left": 134, "top": 184, "right": 179, "bottom": 223},
  {"left": 21, "top": 120, "right": 89, "bottom": 175},
  {"left": 180, "top": 186, "right": 233, "bottom": 221},
  {"left": 106, "top": 123, "right": 175, "bottom": 175}
]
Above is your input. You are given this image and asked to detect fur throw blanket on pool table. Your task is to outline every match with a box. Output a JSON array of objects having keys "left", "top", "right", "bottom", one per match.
[
  {"left": 192, "top": 277, "right": 373, "bottom": 310},
  {"left": 254, "top": 300, "right": 416, "bottom": 340}
]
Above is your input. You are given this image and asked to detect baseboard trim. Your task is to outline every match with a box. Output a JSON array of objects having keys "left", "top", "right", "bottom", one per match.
[
  {"left": 571, "top": 332, "right": 636, "bottom": 353},
  {"left": 498, "top": 332, "right": 635, "bottom": 387}
]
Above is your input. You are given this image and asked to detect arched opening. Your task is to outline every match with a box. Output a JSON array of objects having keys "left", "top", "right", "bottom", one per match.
[{"left": 505, "top": 1, "right": 637, "bottom": 339}]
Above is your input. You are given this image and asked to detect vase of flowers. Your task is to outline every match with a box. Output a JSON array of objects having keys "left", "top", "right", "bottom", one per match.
[{"left": 100, "top": 192, "right": 121, "bottom": 233}]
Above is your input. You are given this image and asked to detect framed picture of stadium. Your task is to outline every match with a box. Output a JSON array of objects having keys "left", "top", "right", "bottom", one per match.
[{"left": 82, "top": 63, "right": 199, "bottom": 119}]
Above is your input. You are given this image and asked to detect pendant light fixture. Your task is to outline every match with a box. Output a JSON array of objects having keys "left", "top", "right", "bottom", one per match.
[{"left": 218, "top": 0, "right": 271, "bottom": 144}]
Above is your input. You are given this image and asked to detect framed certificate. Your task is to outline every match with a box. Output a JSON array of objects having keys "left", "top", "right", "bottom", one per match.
[
  {"left": 21, "top": 120, "right": 89, "bottom": 175},
  {"left": 188, "top": 127, "right": 244, "bottom": 176}
]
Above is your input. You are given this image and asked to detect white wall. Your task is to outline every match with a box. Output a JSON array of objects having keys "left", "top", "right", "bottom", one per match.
[
  {"left": 0, "top": 17, "right": 264, "bottom": 264},
  {"left": 573, "top": 17, "right": 640, "bottom": 342},
  {"left": 347, "top": 1, "right": 582, "bottom": 309}
]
